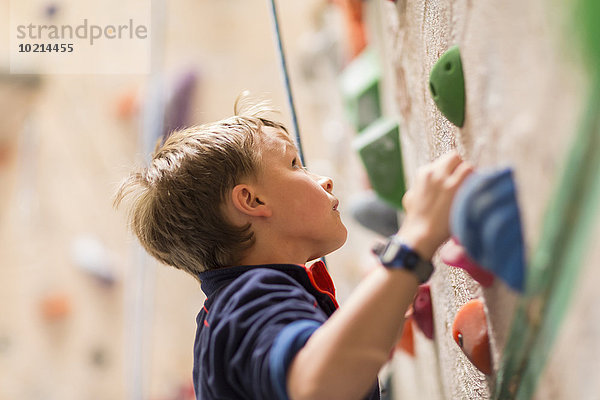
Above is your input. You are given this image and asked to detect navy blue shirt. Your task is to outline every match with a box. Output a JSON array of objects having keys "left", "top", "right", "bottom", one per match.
[{"left": 193, "top": 262, "right": 380, "bottom": 400}]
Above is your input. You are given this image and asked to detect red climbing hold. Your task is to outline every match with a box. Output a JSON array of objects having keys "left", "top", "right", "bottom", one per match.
[
  {"left": 440, "top": 237, "right": 495, "bottom": 287},
  {"left": 452, "top": 299, "right": 492, "bottom": 375},
  {"left": 396, "top": 314, "right": 415, "bottom": 357},
  {"left": 412, "top": 284, "right": 434, "bottom": 339}
]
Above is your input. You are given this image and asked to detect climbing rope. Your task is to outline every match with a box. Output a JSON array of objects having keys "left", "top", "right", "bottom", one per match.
[
  {"left": 267, "top": 0, "right": 305, "bottom": 164},
  {"left": 268, "top": 0, "right": 329, "bottom": 267}
]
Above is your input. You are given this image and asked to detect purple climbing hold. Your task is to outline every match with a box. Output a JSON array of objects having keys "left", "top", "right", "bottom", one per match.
[
  {"left": 163, "top": 69, "right": 199, "bottom": 139},
  {"left": 450, "top": 168, "right": 525, "bottom": 292},
  {"left": 45, "top": 3, "right": 59, "bottom": 18}
]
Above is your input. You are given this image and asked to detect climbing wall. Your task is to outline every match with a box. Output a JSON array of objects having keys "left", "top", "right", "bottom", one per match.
[{"left": 368, "top": 0, "right": 600, "bottom": 399}]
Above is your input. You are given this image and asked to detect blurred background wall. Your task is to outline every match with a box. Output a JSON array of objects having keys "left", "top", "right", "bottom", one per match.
[{"left": 0, "top": 1, "right": 376, "bottom": 399}]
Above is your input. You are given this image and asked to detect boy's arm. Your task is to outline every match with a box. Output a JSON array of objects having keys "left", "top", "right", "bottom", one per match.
[{"left": 287, "top": 152, "right": 473, "bottom": 400}]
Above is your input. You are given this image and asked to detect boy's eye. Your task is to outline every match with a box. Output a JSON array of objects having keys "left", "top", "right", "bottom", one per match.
[{"left": 292, "top": 157, "right": 308, "bottom": 171}]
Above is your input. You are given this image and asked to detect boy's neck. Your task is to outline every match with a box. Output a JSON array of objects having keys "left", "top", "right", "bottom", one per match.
[
  {"left": 238, "top": 233, "right": 314, "bottom": 267},
  {"left": 238, "top": 250, "right": 308, "bottom": 268}
]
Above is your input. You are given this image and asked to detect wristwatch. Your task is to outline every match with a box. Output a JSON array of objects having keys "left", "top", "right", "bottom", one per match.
[{"left": 372, "top": 236, "right": 434, "bottom": 283}]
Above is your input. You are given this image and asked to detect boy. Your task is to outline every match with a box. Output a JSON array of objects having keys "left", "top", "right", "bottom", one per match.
[{"left": 114, "top": 101, "right": 473, "bottom": 400}]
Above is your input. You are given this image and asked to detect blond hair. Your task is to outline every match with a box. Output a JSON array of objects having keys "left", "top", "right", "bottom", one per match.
[{"left": 114, "top": 98, "right": 288, "bottom": 278}]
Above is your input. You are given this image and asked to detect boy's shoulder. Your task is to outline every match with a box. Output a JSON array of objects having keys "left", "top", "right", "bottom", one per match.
[
  {"left": 193, "top": 263, "right": 334, "bottom": 400},
  {"left": 199, "top": 263, "right": 307, "bottom": 297},
  {"left": 199, "top": 262, "right": 338, "bottom": 316}
]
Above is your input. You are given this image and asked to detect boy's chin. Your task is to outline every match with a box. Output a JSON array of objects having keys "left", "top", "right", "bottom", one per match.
[
  {"left": 313, "top": 228, "right": 348, "bottom": 260},
  {"left": 337, "top": 226, "right": 349, "bottom": 248}
]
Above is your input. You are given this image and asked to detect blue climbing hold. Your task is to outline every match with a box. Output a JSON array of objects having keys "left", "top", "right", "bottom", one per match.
[{"left": 450, "top": 168, "right": 525, "bottom": 292}]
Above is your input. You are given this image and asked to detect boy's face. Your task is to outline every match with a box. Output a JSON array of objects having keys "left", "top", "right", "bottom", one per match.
[{"left": 254, "top": 127, "right": 348, "bottom": 262}]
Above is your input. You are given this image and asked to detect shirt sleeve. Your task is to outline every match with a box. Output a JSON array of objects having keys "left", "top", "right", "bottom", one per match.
[
  {"left": 201, "top": 269, "right": 328, "bottom": 400},
  {"left": 269, "top": 319, "right": 321, "bottom": 399}
]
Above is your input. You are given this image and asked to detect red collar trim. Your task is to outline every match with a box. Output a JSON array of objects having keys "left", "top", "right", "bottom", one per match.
[{"left": 303, "top": 260, "right": 339, "bottom": 309}]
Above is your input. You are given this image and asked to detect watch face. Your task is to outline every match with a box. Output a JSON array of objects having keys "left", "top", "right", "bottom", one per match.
[{"left": 382, "top": 241, "right": 402, "bottom": 264}]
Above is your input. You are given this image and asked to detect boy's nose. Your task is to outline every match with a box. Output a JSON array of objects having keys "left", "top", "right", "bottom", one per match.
[{"left": 319, "top": 176, "right": 334, "bottom": 193}]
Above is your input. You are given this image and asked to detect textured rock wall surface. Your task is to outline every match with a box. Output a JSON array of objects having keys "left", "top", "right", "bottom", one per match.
[{"left": 374, "top": 1, "right": 598, "bottom": 399}]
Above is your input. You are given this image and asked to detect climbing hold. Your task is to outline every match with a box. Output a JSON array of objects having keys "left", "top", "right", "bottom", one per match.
[
  {"left": 0, "top": 140, "right": 14, "bottom": 168},
  {"left": 90, "top": 346, "right": 109, "bottom": 368},
  {"left": 429, "top": 45, "right": 466, "bottom": 127},
  {"left": 412, "top": 284, "right": 434, "bottom": 339},
  {"left": 173, "top": 381, "right": 196, "bottom": 400},
  {"left": 339, "top": 48, "right": 382, "bottom": 132},
  {"left": 450, "top": 168, "right": 525, "bottom": 292},
  {"left": 440, "top": 237, "right": 495, "bottom": 287},
  {"left": 452, "top": 299, "right": 492, "bottom": 375},
  {"left": 40, "top": 292, "right": 72, "bottom": 321},
  {"left": 115, "top": 87, "right": 138, "bottom": 120},
  {"left": 380, "top": 374, "right": 393, "bottom": 400},
  {"left": 71, "top": 235, "right": 117, "bottom": 286},
  {"left": 163, "top": 69, "right": 199, "bottom": 138},
  {"left": 334, "top": 0, "right": 367, "bottom": 58},
  {"left": 353, "top": 118, "right": 406, "bottom": 209},
  {"left": 0, "top": 335, "right": 11, "bottom": 355},
  {"left": 396, "top": 314, "right": 415, "bottom": 356},
  {"left": 45, "top": 3, "right": 59, "bottom": 18},
  {"left": 349, "top": 190, "right": 401, "bottom": 237}
]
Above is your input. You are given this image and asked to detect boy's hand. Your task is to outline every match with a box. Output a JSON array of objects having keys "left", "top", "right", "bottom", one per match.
[{"left": 398, "top": 151, "right": 473, "bottom": 260}]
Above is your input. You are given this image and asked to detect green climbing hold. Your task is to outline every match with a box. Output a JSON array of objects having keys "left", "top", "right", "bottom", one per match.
[
  {"left": 429, "top": 45, "right": 466, "bottom": 127},
  {"left": 353, "top": 118, "right": 406, "bottom": 209},
  {"left": 339, "top": 48, "right": 382, "bottom": 133}
]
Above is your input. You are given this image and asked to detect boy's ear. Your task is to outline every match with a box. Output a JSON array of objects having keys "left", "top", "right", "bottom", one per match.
[{"left": 231, "top": 184, "right": 272, "bottom": 218}]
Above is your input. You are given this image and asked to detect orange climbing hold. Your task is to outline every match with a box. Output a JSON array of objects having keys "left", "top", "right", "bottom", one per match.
[
  {"left": 452, "top": 299, "right": 492, "bottom": 375},
  {"left": 396, "top": 314, "right": 415, "bottom": 356},
  {"left": 0, "top": 141, "right": 14, "bottom": 167},
  {"left": 115, "top": 87, "right": 138, "bottom": 120},
  {"left": 40, "top": 292, "right": 72, "bottom": 321},
  {"left": 332, "top": 0, "right": 367, "bottom": 58}
]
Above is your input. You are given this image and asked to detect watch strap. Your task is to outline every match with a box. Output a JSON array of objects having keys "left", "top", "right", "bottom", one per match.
[{"left": 372, "top": 236, "right": 434, "bottom": 283}]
